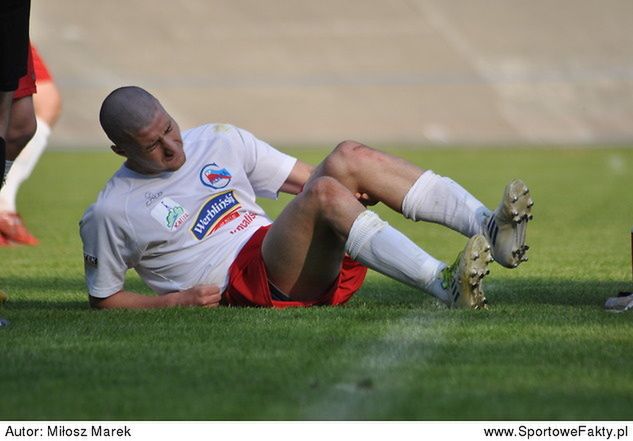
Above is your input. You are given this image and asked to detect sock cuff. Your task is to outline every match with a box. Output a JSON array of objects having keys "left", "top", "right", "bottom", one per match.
[
  {"left": 345, "top": 210, "right": 387, "bottom": 259},
  {"left": 401, "top": 170, "right": 438, "bottom": 220}
]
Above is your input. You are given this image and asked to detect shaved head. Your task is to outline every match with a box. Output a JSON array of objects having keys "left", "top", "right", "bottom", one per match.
[{"left": 99, "top": 86, "right": 164, "bottom": 146}]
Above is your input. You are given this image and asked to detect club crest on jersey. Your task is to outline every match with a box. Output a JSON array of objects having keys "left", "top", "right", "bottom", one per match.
[
  {"left": 191, "top": 190, "right": 241, "bottom": 240},
  {"left": 200, "top": 163, "right": 232, "bottom": 189},
  {"left": 150, "top": 197, "right": 190, "bottom": 231}
]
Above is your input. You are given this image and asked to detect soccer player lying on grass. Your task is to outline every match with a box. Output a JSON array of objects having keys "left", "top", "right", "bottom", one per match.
[{"left": 80, "top": 86, "right": 533, "bottom": 310}]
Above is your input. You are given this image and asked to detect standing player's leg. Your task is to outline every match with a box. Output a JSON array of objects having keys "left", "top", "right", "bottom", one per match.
[
  {"left": 0, "top": 0, "right": 32, "bottom": 191},
  {"left": 0, "top": 93, "right": 10, "bottom": 189},
  {"left": 5, "top": 96, "right": 36, "bottom": 156},
  {"left": 0, "top": 46, "right": 61, "bottom": 245},
  {"left": 314, "top": 141, "right": 533, "bottom": 268},
  {"left": 0, "top": 92, "right": 12, "bottom": 136},
  {"left": 0, "top": 95, "right": 37, "bottom": 245},
  {"left": 0, "top": 96, "right": 40, "bottom": 215},
  {"left": 0, "top": 0, "right": 32, "bottom": 322},
  {"left": 0, "top": 93, "right": 13, "bottom": 245}
]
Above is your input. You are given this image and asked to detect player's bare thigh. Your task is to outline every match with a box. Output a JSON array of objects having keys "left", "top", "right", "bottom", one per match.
[{"left": 262, "top": 176, "right": 364, "bottom": 300}]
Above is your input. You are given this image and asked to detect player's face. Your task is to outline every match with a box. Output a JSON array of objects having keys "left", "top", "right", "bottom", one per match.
[{"left": 125, "top": 109, "right": 186, "bottom": 175}]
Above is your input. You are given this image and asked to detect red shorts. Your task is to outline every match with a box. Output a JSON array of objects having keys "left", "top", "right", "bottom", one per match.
[
  {"left": 222, "top": 225, "right": 367, "bottom": 308},
  {"left": 13, "top": 44, "right": 36, "bottom": 100}
]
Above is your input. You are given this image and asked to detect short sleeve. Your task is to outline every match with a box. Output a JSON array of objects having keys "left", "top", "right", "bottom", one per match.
[
  {"left": 231, "top": 127, "right": 297, "bottom": 199},
  {"left": 79, "top": 203, "right": 137, "bottom": 298}
]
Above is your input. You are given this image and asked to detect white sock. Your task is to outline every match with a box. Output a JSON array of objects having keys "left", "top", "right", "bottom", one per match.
[
  {"left": 0, "top": 118, "right": 50, "bottom": 212},
  {"left": 401, "top": 170, "right": 490, "bottom": 237},
  {"left": 345, "top": 210, "right": 450, "bottom": 303}
]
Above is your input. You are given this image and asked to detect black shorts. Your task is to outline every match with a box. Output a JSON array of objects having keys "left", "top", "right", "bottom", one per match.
[{"left": 0, "top": 0, "right": 31, "bottom": 92}]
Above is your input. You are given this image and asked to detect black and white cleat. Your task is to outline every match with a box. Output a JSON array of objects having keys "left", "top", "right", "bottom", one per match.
[
  {"left": 484, "top": 179, "right": 533, "bottom": 269},
  {"left": 442, "top": 234, "right": 492, "bottom": 309}
]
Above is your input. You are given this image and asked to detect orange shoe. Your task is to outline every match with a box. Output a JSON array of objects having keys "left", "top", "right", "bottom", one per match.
[
  {"left": 0, "top": 232, "right": 11, "bottom": 247},
  {"left": 0, "top": 212, "right": 39, "bottom": 246}
]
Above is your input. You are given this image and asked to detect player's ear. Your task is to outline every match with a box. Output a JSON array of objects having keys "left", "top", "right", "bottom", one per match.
[{"left": 110, "top": 144, "right": 128, "bottom": 158}]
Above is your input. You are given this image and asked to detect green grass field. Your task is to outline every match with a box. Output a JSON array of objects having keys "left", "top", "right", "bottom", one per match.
[{"left": 1, "top": 147, "right": 632, "bottom": 420}]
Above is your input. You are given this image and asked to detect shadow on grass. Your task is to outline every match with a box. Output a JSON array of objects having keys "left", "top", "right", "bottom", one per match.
[
  {"left": 356, "top": 277, "right": 631, "bottom": 308},
  {"left": 1, "top": 275, "right": 150, "bottom": 311},
  {"left": 2, "top": 275, "right": 630, "bottom": 310},
  {"left": 487, "top": 278, "right": 631, "bottom": 307},
  {"left": 3, "top": 299, "right": 88, "bottom": 311}
]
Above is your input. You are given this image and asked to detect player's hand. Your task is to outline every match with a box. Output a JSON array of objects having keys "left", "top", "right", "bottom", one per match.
[{"left": 180, "top": 285, "right": 222, "bottom": 308}]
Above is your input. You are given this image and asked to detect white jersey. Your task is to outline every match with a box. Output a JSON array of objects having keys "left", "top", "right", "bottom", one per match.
[{"left": 80, "top": 124, "right": 297, "bottom": 298}]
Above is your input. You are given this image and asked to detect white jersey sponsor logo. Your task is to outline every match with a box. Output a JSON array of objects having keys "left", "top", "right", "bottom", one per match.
[
  {"left": 150, "top": 197, "right": 190, "bottom": 231},
  {"left": 190, "top": 190, "right": 241, "bottom": 240}
]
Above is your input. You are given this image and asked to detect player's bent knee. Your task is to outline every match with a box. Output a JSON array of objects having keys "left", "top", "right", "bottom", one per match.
[
  {"left": 322, "top": 140, "right": 367, "bottom": 178},
  {"left": 304, "top": 176, "right": 349, "bottom": 211},
  {"left": 334, "top": 139, "right": 364, "bottom": 154}
]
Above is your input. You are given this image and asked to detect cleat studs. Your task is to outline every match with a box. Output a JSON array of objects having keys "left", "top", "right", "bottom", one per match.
[
  {"left": 484, "top": 245, "right": 491, "bottom": 252},
  {"left": 472, "top": 252, "right": 479, "bottom": 260},
  {"left": 527, "top": 199, "right": 534, "bottom": 208},
  {"left": 485, "top": 269, "right": 490, "bottom": 275},
  {"left": 527, "top": 214, "right": 533, "bottom": 220},
  {"left": 523, "top": 187, "right": 529, "bottom": 195},
  {"left": 511, "top": 196, "right": 518, "bottom": 203},
  {"left": 521, "top": 256, "right": 529, "bottom": 262},
  {"left": 524, "top": 245, "right": 530, "bottom": 251},
  {"left": 512, "top": 263, "right": 518, "bottom": 268},
  {"left": 511, "top": 209, "right": 519, "bottom": 216}
]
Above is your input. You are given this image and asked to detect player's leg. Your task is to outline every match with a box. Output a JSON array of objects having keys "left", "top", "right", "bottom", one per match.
[
  {"left": 0, "top": 0, "right": 32, "bottom": 321},
  {"left": 0, "top": 92, "right": 12, "bottom": 136},
  {"left": 0, "top": 51, "right": 61, "bottom": 244},
  {"left": 315, "top": 140, "right": 533, "bottom": 268},
  {"left": 33, "top": 79, "right": 62, "bottom": 127},
  {"left": 2, "top": 40, "right": 35, "bottom": 192},
  {"left": 0, "top": 95, "right": 36, "bottom": 244},
  {"left": 4, "top": 77, "right": 61, "bottom": 207},
  {"left": 6, "top": 95, "right": 36, "bottom": 158},
  {"left": 0, "top": 92, "right": 10, "bottom": 189},
  {"left": 0, "top": 114, "right": 48, "bottom": 214},
  {"left": 262, "top": 176, "right": 489, "bottom": 307},
  {"left": 315, "top": 140, "right": 489, "bottom": 235},
  {"left": 262, "top": 176, "right": 364, "bottom": 301}
]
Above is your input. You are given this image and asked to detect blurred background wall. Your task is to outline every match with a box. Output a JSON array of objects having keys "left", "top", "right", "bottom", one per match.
[{"left": 31, "top": 0, "right": 633, "bottom": 149}]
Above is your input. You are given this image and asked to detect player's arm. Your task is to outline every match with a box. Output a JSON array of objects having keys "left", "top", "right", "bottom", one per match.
[
  {"left": 89, "top": 285, "right": 222, "bottom": 309},
  {"left": 279, "top": 160, "right": 314, "bottom": 195}
]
